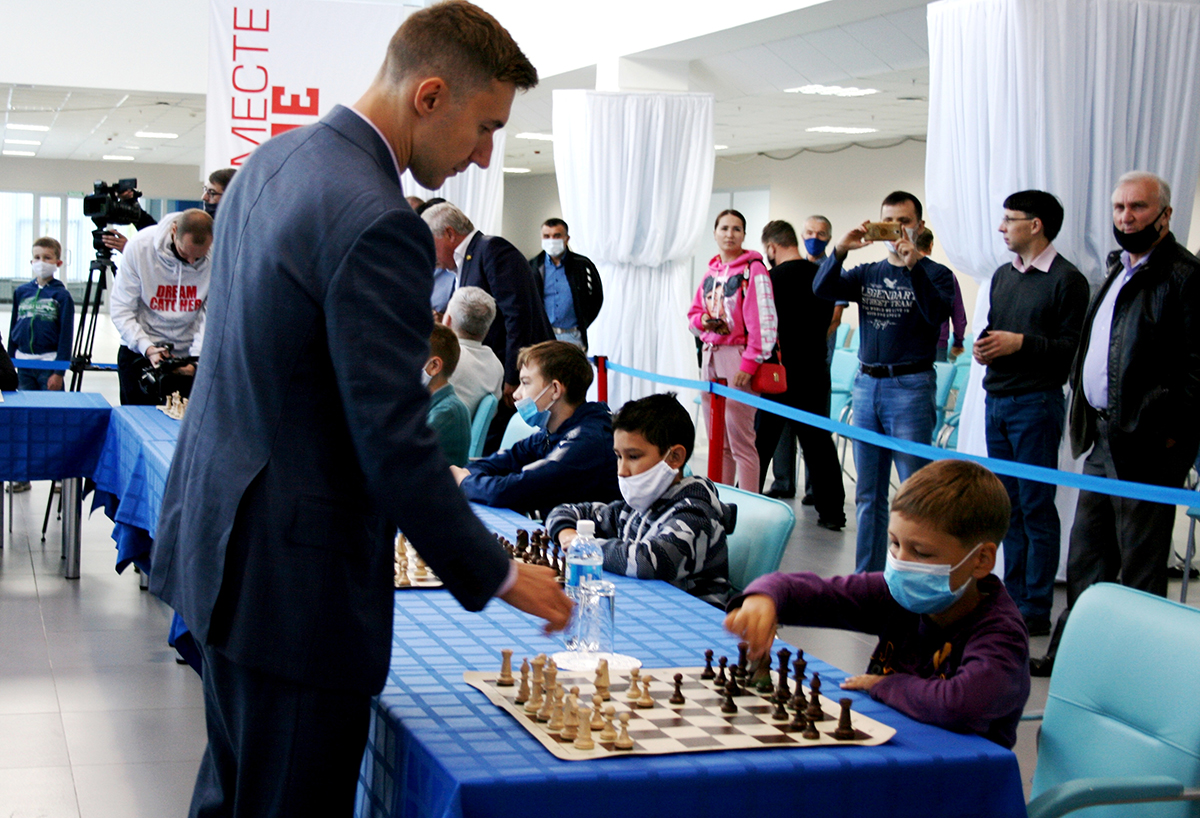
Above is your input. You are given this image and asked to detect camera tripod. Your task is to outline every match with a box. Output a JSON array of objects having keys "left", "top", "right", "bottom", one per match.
[{"left": 68, "top": 248, "right": 119, "bottom": 392}]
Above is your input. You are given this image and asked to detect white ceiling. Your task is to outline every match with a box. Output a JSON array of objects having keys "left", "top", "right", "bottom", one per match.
[{"left": 2, "top": 2, "right": 929, "bottom": 176}]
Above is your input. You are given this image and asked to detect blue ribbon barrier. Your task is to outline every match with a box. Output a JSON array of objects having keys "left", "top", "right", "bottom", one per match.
[
  {"left": 11, "top": 360, "right": 119, "bottom": 372},
  {"left": 601, "top": 358, "right": 1200, "bottom": 511}
]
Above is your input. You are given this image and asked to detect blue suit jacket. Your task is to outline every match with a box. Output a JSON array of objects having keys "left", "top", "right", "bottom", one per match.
[
  {"left": 150, "top": 105, "right": 511, "bottom": 695},
  {"left": 458, "top": 232, "right": 552, "bottom": 384}
]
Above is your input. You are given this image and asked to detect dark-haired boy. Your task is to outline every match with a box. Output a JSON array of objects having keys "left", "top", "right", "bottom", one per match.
[
  {"left": 424, "top": 324, "right": 471, "bottom": 467},
  {"left": 724, "top": 459, "right": 1030, "bottom": 748},
  {"left": 547, "top": 393, "right": 733, "bottom": 605},
  {"left": 974, "top": 190, "right": 1090, "bottom": 637},
  {"left": 451, "top": 340, "right": 618, "bottom": 513}
]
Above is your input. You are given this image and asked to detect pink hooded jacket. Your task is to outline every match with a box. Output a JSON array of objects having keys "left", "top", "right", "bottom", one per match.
[{"left": 688, "top": 250, "right": 778, "bottom": 375}]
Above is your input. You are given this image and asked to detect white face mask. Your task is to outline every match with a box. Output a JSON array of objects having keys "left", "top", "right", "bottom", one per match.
[
  {"left": 542, "top": 238, "right": 565, "bottom": 258},
  {"left": 420, "top": 365, "right": 433, "bottom": 388},
  {"left": 618, "top": 458, "right": 679, "bottom": 513},
  {"left": 32, "top": 260, "right": 57, "bottom": 281},
  {"left": 885, "top": 227, "right": 918, "bottom": 255}
]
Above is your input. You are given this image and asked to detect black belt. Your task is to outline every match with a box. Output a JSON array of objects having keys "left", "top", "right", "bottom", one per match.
[{"left": 860, "top": 362, "right": 933, "bottom": 379}]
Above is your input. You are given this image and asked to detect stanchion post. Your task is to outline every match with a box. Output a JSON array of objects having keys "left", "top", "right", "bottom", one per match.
[
  {"left": 708, "top": 379, "right": 727, "bottom": 483},
  {"left": 596, "top": 356, "right": 607, "bottom": 404},
  {"left": 62, "top": 477, "right": 81, "bottom": 580}
]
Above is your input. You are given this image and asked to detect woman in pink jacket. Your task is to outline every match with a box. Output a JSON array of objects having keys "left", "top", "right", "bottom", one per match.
[{"left": 688, "top": 209, "right": 777, "bottom": 492}]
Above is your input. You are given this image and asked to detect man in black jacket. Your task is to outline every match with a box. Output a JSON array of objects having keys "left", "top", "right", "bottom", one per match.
[
  {"left": 1032, "top": 171, "right": 1200, "bottom": 675},
  {"left": 528, "top": 218, "right": 603, "bottom": 351},
  {"left": 974, "top": 190, "right": 1090, "bottom": 637}
]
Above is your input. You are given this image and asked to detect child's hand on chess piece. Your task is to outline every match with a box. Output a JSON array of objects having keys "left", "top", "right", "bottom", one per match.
[
  {"left": 840, "top": 674, "right": 885, "bottom": 692},
  {"left": 723, "top": 594, "right": 777, "bottom": 660}
]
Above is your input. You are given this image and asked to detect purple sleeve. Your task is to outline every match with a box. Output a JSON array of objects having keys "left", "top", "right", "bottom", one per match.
[
  {"left": 867, "top": 614, "right": 1029, "bottom": 735},
  {"left": 739, "top": 572, "right": 895, "bottom": 635},
  {"left": 951, "top": 275, "right": 967, "bottom": 345}
]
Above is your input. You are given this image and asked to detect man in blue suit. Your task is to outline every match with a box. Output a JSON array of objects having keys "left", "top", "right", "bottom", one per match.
[{"left": 150, "top": 3, "right": 572, "bottom": 815}]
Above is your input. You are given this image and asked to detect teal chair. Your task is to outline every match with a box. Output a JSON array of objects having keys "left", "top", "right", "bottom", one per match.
[
  {"left": 829, "top": 349, "right": 858, "bottom": 478},
  {"left": 468, "top": 394, "right": 499, "bottom": 459},
  {"left": 834, "top": 323, "right": 851, "bottom": 350},
  {"left": 1026, "top": 583, "right": 1200, "bottom": 818},
  {"left": 933, "top": 360, "right": 955, "bottom": 437},
  {"left": 715, "top": 484, "right": 795, "bottom": 594},
  {"left": 845, "top": 324, "right": 860, "bottom": 352},
  {"left": 499, "top": 411, "right": 538, "bottom": 451}
]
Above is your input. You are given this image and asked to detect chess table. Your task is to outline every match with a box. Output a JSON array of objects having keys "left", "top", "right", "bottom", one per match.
[{"left": 355, "top": 504, "right": 1028, "bottom": 818}]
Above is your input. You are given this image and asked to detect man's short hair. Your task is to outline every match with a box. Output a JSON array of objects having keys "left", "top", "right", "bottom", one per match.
[
  {"left": 517, "top": 341, "right": 593, "bottom": 405},
  {"left": 1116, "top": 170, "right": 1172, "bottom": 209},
  {"left": 422, "top": 202, "right": 475, "bottom": 237},
  {"left": 914, "top": 227, "right": 934, "bottom": 254},
  {"left": 613, "top": 393, "right": 695, "bottom": 463},
  {"left": 806, "top": 215, "right": 833, "bottom": 235},
  {"left": 1003, "top": 190, "right": 1065, "bottom": 241},
  {"left": 377, "top": 0, "right": 537, "bottom": 94},
  {"left": 208, "top": 168, "right": 236, "bottom": 190},
  {"left": 761, "top": 220, "right": 798, "bottom": 248},
  {"left": 429, "top": 323, "right": 461, "bottom": 378},
  {"left": 32, "top": 236, "right": 62, "bottom": 260},
  {"left": 891, "top": 460, "right": 1010, "bottom": 547},
  {"left": 415, "top": 197, "right": 446, "bottom": 217},
  {"left": 881, "top": 190, "right": 923, "bottom": 221},
  {"left": 542, "top": 217, "right": 568, "bottom": 233},
  {"left": 446, "top": 286, "right": 496, "bottom": 340},
  {"left": 176, "top": 209, "right": 214, "bottom": 242}
]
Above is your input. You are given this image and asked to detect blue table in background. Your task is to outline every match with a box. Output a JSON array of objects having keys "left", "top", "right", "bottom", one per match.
[
  {"left": 0, "top": 391, "right": 111, "bottom": 576},
  {"left": 356, "top": 503, "right": 1027, "bottom": 818}
]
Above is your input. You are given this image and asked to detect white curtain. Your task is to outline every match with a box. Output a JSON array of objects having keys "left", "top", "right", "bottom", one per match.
[
  {"left": 402, "top": 130, "right": 507, "bottom": 235},
  {"left": 552, "top": 90, "right": 715, "bottom": 409},
  {"left": 926, "top": 0, "right": 1200, "bottom": 575}
]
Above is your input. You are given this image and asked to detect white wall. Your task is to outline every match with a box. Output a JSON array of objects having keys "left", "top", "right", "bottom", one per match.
[
  {"left": 0, "top": 157, "right": 202, "bottom": 200},
  {"left": 501, "top": 173, "right": 562, "bottom": 259}
]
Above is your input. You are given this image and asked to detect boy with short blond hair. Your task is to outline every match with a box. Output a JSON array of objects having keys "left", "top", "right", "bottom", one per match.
[
  {"left": 724, "top": 459, "right": 1030, "bottom": 748},
  {"left": 10, "top": 236, "right": 75, "bottom": 392},
  {"left": 547, "top": 393, "right": 732, "bottom": 606}
]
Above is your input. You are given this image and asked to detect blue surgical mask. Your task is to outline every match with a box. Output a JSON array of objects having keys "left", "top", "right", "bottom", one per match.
[
  {"left": 515, "top": 383, "right": 556, "bottom": 430},
  {"left": 804, "top": 237, "right": 828, "bottom": 258},
  {"left": 884, "top": 543, "right": 982, "bottom": 614}
]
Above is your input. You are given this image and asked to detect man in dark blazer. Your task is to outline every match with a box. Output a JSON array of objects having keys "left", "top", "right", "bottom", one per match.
[
  {"left": 149, "top": 4, "right": 571, "bottom": 814},
  {"left": 528, "top": 217, "right": 604, "bottom": 351},
  {"left": 423, "top": 202, "right": 553, "bottom": 451}
]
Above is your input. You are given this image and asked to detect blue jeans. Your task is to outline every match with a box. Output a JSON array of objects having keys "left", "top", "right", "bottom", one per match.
[
  {"left": 851, "top": 369, "right": 936, "bottom": 572},
  {"left": 986, "top": 389, "right": 1065, "bottom": 621},
  {"left": 18, "top": 368, "right": 54, "bottom": 391}
]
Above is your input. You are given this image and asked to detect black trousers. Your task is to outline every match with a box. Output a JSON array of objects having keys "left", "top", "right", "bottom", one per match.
[
  {"left": 754, "top": 383, "right": 845, "bottom": 523},
  {"left": 189, "top": 643, "right": 371, "bottom": 818}
]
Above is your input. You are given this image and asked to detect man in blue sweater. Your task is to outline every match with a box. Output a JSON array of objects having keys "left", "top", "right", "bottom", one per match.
[
  {"left": 451, "top": 340, "right": 618, "bottom": 514},
  {"left": 814, "top": 191, "right": 954, "bottom": 573}
]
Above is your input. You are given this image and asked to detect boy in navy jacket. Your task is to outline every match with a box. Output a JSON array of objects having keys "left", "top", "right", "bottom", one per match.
[{"left": 10, "top": 237, "right": 74, "bottom": 392}]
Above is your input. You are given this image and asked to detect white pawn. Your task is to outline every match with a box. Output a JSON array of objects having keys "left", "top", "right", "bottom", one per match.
[
  {"left": 636, "top": 675, "right": 655, "bottom": 708},
  {"left": 573, "top": 704, "right": 595, "bottom": 750},
  {"left": 614, "top": 712, "right": 634, "bottom": 750},
  {"left": 600, "top": 704, "right": 618, "bottom": 742},
  {"left": 626, "top": 667, "right": 642, "bottom": 700},
  {"left": 590, "top": 694, "right": 605, "bottom": 730}
]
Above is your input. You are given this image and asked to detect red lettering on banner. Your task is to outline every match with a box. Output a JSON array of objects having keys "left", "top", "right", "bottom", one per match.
[
  {"left": 231, "top": 98, "right": 267, "bottom": 121},
  {"left": 232, "top": 65, "right": 269, "bottom": 93},
  {"left": 232, "top": 34, "right": 268, "bottom": 60},
  {"left": 231, "top": 152, "right": 252, "bottom": 166},
  {"left": 233, "top": 8, "right": 269, "bottom": 31},
  {"left": 271, "top": 86, "right": 318, "bottom": 116},
  {"left": 231, "top": 127, "right": 266, "bottom": 146},
  {"left": 270, "top": 123, "right": 302, "bottom": 137}
]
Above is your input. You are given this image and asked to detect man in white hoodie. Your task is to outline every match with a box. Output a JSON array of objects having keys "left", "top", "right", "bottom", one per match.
[{"left": 110, "top": 208, "right": 212, "bottom": 405}]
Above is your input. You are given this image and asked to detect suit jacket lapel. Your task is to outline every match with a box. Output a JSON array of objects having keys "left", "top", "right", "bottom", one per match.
[{"left": 459, "top": 233, "right": 484, "bottom": 287}]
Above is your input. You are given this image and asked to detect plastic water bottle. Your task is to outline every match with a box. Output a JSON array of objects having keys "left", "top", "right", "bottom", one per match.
[{"left": 564, "top": 520, "right": 603, "bottom": 650}]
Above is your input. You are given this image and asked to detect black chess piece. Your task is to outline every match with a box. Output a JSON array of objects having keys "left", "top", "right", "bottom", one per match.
[
  {"left": 805, "top": 673, "right": 827, "bottom": 721},
  {"left": 774, "top": 647, "right": 792, "bottom": 703},
  {"left": 670, "top": 673, "right": 686, "bottom": 705},
  {"left": 794, "top": 653, "right": 807, "bottom": 685},
  {"left": 715, "top": 656, "right": 728, "bottom": 687},
  {"left": 721, "top": 681, "right": 738, "bottom": 713},
  {"left": 801, "top": 717, "right": 821, "bottom": 740},
  {"left": 833, "top": 698, "right": 856, "bottom": 740},
  {"left": 701, "top": 649, "right": 715, "bottom": 680},
  {"left": 788, "top": 707, "right": 809, "bottom": 734},
  {"left": 771, "top": 699, "right": 790, "bottom": 721},
  {"left": 726, "top": 664, "right": 743, "bottom": 697},
  {"left": 737, "top": 641, "right": 749, "bottom": 672}
]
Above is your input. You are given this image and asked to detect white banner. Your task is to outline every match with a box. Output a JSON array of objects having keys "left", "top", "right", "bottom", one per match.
[{"left": 205, "top": 0, "right": 507, "bottom": 232}]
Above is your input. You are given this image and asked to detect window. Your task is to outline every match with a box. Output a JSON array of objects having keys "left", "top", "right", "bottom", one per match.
[{"left": 0, "top": 192, "right": 35, "bottom": 280}]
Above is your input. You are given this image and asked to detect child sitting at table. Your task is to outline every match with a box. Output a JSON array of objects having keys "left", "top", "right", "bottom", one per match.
[
  {"left": 724, "top": 459, "right": 1030, "bottom": 747},
  {"left": 546, "top": 393, "right": 733, "bottom": 606},
  {"left": 424, "top": 324, "right": 472, "bottom": 467}
]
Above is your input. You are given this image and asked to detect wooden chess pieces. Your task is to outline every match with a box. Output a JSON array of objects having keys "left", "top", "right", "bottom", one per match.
[
  {"left": 573, "top": 704, "right": 595, "bottom": 750},
  {"left": 600, "top": 705, "right": 618, "bottom": 742},
  {"left": 737, "top": 641, "right": 750, "bottom": 672},
  {"left": 498, "top": 649, "right": 515, "bottom": 686},
  {"left": 833, "top": 698, "right": 857, "bottom": 740},
  {"left": 594, "top": 659, "right": 610, "bottom": 701},
  {"left": 626, "top": 667, "right": 642, "bottom": 700},
  {"left": 788, "top": 655, "right": 807, "bottom": 711},
  {"left": 720, "top": 680, "right": 738, "bottom": 713},
  {"left": 771, "top": 698, "right": 790, "bottom": 721},
  {"left": 548, "top": 689, "right": 566, "bottom": 731},
  {"left": 515, "top": 658, "right": 530, "bottom": 704},
  {"left": 774, "top": 647, "right": 792, "bottom": 702},
  {"left": 726, "top": 665, "right": 743, "bottom": 697},
  {"left": 787, "top": 707, "right": 809, "bottom": 733},
  {"left": 589, "top": 695, "right": 605, "bottom": 730},
  {"left": 561, "top": 695, "right": 579, "bottom": 741},
  {"left": 669, "top": 673, "right": 686, "bottom": 705},
  {"left": 701, "top": 649, "right": 715, "bottom": 680},
  {"left": 715, "top": 656, "right": 728, "bottom": 687},
  {"left": 614, "top": 712, "right": 634, "bottom": 750},
  {"left": 805, "top": 673, "right": 827, "bottom": 721},
  {"left": 636, "top": 676, "right": 655, "bottom": 708}
]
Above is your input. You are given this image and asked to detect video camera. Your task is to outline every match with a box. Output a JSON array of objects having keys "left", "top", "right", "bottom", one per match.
[
  {"left": 83, "top": 178, "right": 143, "bottom": 255},
  {"left": 138, "top": 344, "right": 198, "bottom": 401}
]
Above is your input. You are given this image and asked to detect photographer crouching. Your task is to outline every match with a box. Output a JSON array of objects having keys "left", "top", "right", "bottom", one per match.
[{"left": 110, "top": 208, "right": 211, "bottom": 405}]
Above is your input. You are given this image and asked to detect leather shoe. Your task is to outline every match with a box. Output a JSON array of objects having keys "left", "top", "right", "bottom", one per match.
[
  {"left": 816, "top": 518, "right": 846, "bottom": 532},
  {"left": 765, "top": 487, "right": 795, "bottom": 499},
  {"left": 1029, "top": 656, "right": 1054, "bottom": 677},
  {"left": 800, "top": 494, "right": 816, "bottom": 506},
  {"left": 1167, "top": 564, "right": 1200, "bottom": 580},
  {"left": 1024, "top": 617, "right": 1051, "bottom": 637}
]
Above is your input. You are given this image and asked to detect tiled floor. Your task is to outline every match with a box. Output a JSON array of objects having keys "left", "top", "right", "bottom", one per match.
[{"left": 0, "top": 307, "right": 1196, "bottom": 815}]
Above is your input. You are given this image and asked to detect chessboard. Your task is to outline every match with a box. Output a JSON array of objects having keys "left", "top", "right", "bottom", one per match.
[
  {"left": 395, "top": 528, "right": 563, "bottom": 590},
  {"left": 464, "top": 649, "right": 896, "bottom": 761}
]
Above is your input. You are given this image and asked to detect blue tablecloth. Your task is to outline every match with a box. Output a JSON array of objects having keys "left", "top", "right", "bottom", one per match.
[
  {"left": 90, "top": 406, "right": 181, "bottom": 572},
  {"left": 356, "top": 505, "right": 1027, "bottom": 818},
  {"left": 0, "top": 391, "right": 111, "bottom": 481}
]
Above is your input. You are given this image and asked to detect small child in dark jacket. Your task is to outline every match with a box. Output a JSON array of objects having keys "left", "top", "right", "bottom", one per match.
[
  {"left": 10, "top": 236, "right": 74, "bottom": 392},
  {"left": 547, "top": 393, "right": 732, "bottom": 606},
  {"left": 725, "top": 459, "right": 1030, "bottom": 747}
]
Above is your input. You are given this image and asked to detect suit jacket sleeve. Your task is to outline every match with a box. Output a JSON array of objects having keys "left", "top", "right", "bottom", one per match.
[
  {"left": 326, "top": 210, "right": 510, "bottom": 609},
  {"left": 484, "top": 238, "right": 551, "bottom": 384}
]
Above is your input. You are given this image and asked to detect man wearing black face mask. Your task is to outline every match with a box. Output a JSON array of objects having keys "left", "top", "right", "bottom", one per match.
[
  {"left": 202, "top": 168, "right": 236, "bottom": 219},
  {"left": 1031, "top": 171, "right": 1200, "bottom": 676}
]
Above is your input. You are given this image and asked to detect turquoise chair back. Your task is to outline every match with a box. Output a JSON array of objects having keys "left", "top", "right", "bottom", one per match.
[
  {"left": 829, "top": 349, "right": 858, "bottom": 425},
  {"left": 933, "top": 361, "right": 955, "bottom": 436},
  {"left": 499, "top": 411, "right": 539, "bottom": 451},
  {"left": 835, "top": 323, "right": 851, "bottom": 349},
  {"left": 469, "top": 394, "right": 499, "bottom": 459},
  {"left": 845, "top": 324, "right": 860, "bottom": 352},
  {"left": 1030, "top": 583, "right": 1200, "bottom": 817},
  {"left": 715, "top": 484, "right": 795, "bottom": 593}
]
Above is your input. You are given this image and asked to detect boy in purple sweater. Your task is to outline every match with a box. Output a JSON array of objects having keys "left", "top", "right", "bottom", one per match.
[{"left": 724, "top": 459, "right": 1030, "bottom": 748}]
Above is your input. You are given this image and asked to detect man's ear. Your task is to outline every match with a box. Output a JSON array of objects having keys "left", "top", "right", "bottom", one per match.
[{"left": 413, "top": 77, "right": 449, "bottom": 117}]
